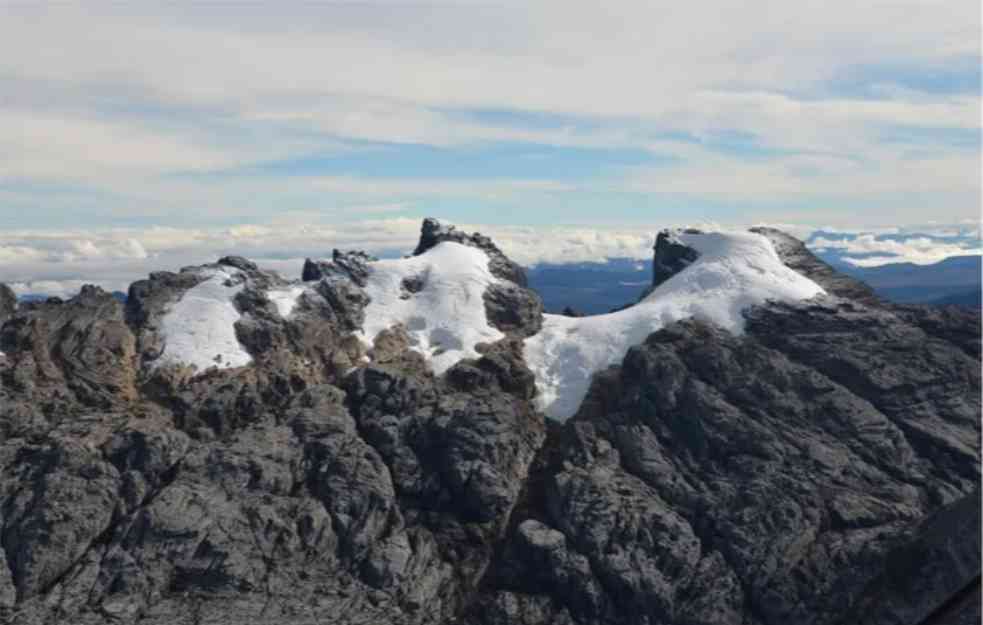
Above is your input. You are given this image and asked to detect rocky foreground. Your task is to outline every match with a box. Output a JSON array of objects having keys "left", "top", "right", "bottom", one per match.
[{"left": 0, "top": 221, "right": 978, "bottom": 625}]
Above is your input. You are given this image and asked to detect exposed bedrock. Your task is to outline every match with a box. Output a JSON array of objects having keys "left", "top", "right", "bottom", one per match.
[
  {"left": 473, "top": 302, "right": 979, "bottom": 625},
  {"left": 651, "top": 228, "right": 703, "bottom": 290},
  {"left": 0, "top": 285, "right": 16, "bottom": 326}
]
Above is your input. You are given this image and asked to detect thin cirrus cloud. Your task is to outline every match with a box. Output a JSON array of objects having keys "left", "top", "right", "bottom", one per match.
[{"left": 0, "top": 2, "right": 978, "bottom": 238}]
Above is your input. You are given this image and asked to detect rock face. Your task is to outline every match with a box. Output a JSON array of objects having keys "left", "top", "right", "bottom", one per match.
[
  {"left": 473, "top": 301, "right": 979, "bottom": 625},
  {"left": 0, "top": 284, "right": 15, "bottom": 326},
  {"left": 651, "top": 229, "right": 702, "bottom": 289},
  {"left": 0, "top": 221, "right": 978, "bottom": 625},
  {"left": 837, "top": 488, "right": 981, "bottom": 625},
  {"left": 302, "top": 250, "right": 376, "bottom": 285}
]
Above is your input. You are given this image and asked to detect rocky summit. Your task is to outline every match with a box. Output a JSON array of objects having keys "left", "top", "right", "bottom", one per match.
[{"left": 0, "top": 220, "right": 978, "bottom": 625}]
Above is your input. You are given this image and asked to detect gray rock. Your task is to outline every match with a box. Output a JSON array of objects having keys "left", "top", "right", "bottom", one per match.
[
  {"left": 0, "top": 285, "right": 137, "bottom": 414},
  {"left": 483, "top": 282, "right": 544, "bottom": 337},
  {"left": 413, "top": 217, "right": 529, "bottom": 287},
  {"left": 836, "top": 488, "right": 981, "bottom": 625},
  {"left": 218, "top": 256, "right": 259, "bottom": 271},
  {"left": 302, "top": 250, "right": 376, "bottom": 286},
  {"left": 652, "top": 228, "right": 702, "bottom": 289},
  {"left": 473, "top": 305, "right": 977, "bottom": 625},
  {"left": 0, "top": 284, "right": 15, "bottom": 325}
]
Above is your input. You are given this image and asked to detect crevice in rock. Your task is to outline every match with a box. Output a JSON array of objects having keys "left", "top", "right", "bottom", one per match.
[{"left": 917, "top": 575, "right": 981, "bottom": 625}]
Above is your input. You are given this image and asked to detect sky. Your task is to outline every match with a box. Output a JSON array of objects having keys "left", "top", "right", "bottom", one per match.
[{"left": 0, "top": 1, "right": 980, "bottom": 294}]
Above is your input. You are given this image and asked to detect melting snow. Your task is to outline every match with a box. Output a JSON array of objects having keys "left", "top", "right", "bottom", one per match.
[
  {"left": 156, "top": 268, "right": 253, "bottom": 372},
  {"left": 361, "top": 242, "right": 504, "bottom": 374},
  {"left": 523, "top": 230, "right": 826, "bottom": 420}
]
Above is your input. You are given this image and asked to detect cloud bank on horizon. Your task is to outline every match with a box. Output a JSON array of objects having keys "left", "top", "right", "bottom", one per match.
[{"left": 2, "top": 219, "right": 979, "bottom": 298}]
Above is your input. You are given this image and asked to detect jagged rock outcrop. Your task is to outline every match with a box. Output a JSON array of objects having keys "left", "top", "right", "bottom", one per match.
[
  {"left": 471, "top": 270, "right": 980, "bottom": 625},
  {"left": 0, "top": 285, "right": 137, "bottom": 421},
  {"left": 838, "top": 488, "right": 981, "bottom": 625},
  {"left": 476, "top": 229, "right": 978, "bottom": 625},
  {"left": 411, "top": 218, "right": 544, "bottom": 338},
  {"left": 483, "top": 282, "right": 544, "bottom": 337},
  {"left": 651, "top": 228, "right": 702, "bottom": 290},
  {"left": 0, "top": 285, "right": 15, "bottom": 326},
  {"left": 414, "top": 217, "right": 528, "bottom": 287},
  {"left": 125, "top": 261, "right": 361, "bottom": 437},
  {"left": 0, "top": 320, "right": 544, "bottom": 625},
  {"left": 302, "top": 250, "right": 376, "bottom": 286},
  {"left": 634, "top": 227, "right": 704, "bottom": 302},
  {"left": 0, "top": 221, "right": 978, "bottom": 625}
]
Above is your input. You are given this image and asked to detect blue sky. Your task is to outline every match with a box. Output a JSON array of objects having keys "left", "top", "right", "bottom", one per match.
[{"left": 0, "top": 1, "right": 979, "bottom": 291}]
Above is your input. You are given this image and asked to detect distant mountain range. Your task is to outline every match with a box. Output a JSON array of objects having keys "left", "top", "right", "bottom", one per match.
[
  {"left": 18, "top": 291, "right": 128, "bottom": 304},
  {"left": 525, "top": 258, "right": 652, "bottom": 315},
  {"left": 823, "top": 255, "right": 981, "bottom": 307},
  {"left": 527, "top": 253, "right": 981, "bottom": 314}
]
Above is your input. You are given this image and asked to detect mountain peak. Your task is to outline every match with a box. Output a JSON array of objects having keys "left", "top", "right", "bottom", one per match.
[
  {"left": 525, "top": 228, "right": 827, "bottom": 419},
  {"left": 412, "top": 217, "right": 528, "bottom": 287},
  {"left": 750, "top": 226, "right": 879, "bottom": 304},
  {"left": 652, "top": 228, "right": 703, "bottom": 289}
]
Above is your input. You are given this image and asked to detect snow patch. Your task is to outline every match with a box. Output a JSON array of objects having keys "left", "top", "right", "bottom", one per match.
[
  {"left": 155, "top": 268, "right": 253, "bottom": 372},
  {"left": 524, "top": 230, "right": 825, "bottom": 420},
  {"left": 360, "top": 241, "right": 504, "bottom": 374},
  {"left": 268, "top": 285, "right": 306, "bottom": 318}
]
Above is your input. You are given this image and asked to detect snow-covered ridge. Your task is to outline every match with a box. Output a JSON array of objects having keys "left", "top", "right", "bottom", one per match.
[
  {"left": 360, "top": 241, "right": 504, "bottom": 374},
  {"left": 523, "top": 230, "right": 826, "bottom": 420},
  {"left": 147, "top": 226, "right": 824, "bottom": 422},
  {"left": 155, "top": 268, "right": 254, "bottom": 372}
]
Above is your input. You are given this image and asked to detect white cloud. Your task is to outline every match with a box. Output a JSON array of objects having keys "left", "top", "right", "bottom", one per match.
[
  {"left": 479, "top": 226, "right": 654, "bottom": 265},
  {"left": 3, "top": 217, "right": 979, "bottom": 298},
  {"left": 0, "top": 1, "right": 976, "bottom": 225},
  {"left": 621, "top": 138, "right": 979, "bottom": 200},
  {"left": 0, "top": 218, "right": 673, "bottom": 295},
  {"left": 811, "top": 233, "right": 982, "bottom": 266},
  {"left": 5, "top": 1, "right": 970, "bottom": 118},
  {"left": 9, "top": 280, "right": 96, "bottom": 299},
  {"left": 310, "top": 176, "right": 576, "bottom": 198}
]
